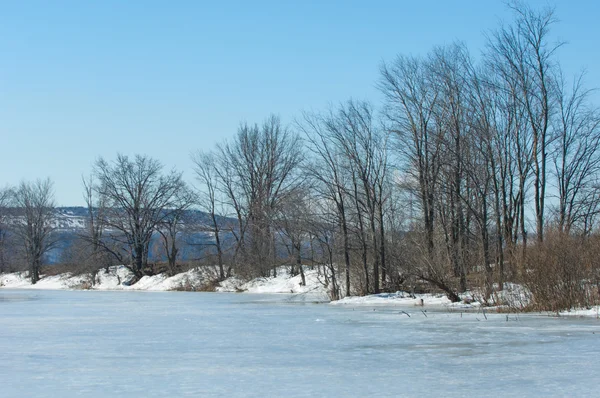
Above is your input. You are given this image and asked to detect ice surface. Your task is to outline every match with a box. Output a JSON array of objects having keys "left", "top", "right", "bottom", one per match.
[{"left": 0, "top": 289, "right": 599, "bottom": 397}]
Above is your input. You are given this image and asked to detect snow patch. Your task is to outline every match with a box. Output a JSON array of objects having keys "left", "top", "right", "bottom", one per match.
[
  {"left": 331, "top": 283, "right": 533, "bottom": 311},
  {"left": 216, "top": 268, "right": 329, "bottom": 300},
  {"left": 559, "top": 307, "right": 600, "bottom": 318},
  {"left": 331, "top": 291, "right": 454, "bottom": 307}
]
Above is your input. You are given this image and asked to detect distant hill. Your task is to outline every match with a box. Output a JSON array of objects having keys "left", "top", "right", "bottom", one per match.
[
  {"left": 47, "top": 207, "right": 236, "bottom": 264},
  {"left": 54, "top": 206, "right": 230, "bottom": 232}
]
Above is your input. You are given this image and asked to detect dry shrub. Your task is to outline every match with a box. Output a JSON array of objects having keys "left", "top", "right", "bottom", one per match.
[
  {"left": 172, "top": 277, "right": 196, "bottom": 292},
  {"left": 196, "top": 278, "right": 221, "bottom": 292},
  {"left": 40, "top": 263, "right": 76, "bottom": 276},
  {"left": 72, "top": 281, "right": 93, "bottom": 290},
  {"left": 171, "top": 274, "right": 220, "bottom": 292},
  {"left": 523, "top": 231, "right": 599, "bottom": 312}
]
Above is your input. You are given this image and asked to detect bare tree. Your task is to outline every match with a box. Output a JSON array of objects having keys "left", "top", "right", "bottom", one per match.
[
  {"left": 66, "top": 175, "right": 118, "bottom": 283},
  {"left": 0, "top": 186, "right": 13, "bottom": 272},
  {"left": 380, "top": 54, "right": 443, "bottom": 257},
  {"left": 213, "top": 154, "right": 248, "bottom": 271},
  {"left": 327, "top": 100, "right": 390, "bottom": 294},
  {"left": 306, "top": 204, "right": 341, "bottom": 300},
  {"left": 380, "top": 52, "right": 464, "bottom": 301},
  {"left": 552, "top": 71, "right": 600, "bottom": 234},
  {"left": 156, "top": 187, "right": 195, "bottom": 276},
  {"left": 274, "top": 187, "right": 310, "bottom": 286},
  {"left": 484, "top": 36, "right": 533, "bottom": 274},
  {"left": 217, "top": 115, "right": 303, "bottom": 277},
  {"left": 93, "top": 154, "right": 188, "bottom": 281},
  {"left": 429, "top": 43, "right": 472, "bottom": 293},
  {"left": 192, "top": 150, "right": 228, "bottom": 280},
  {"left": 11, "top": 179, "right": 57, "bottom": 284},
  {"left": 488, "top": 1, "right": 560, "bottom": 242},
  {"left": 82, "top": 175, "right": 106, "bottom": 256},
  {"left": 299, "top": 111, "right": 353, "bottom": 297}
]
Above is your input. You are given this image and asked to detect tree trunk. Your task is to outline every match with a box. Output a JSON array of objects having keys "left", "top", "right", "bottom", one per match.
[
  {"left": 134, "top": 244, "right": 144, "bottom": 278},
  {"left": 296, "top": 244, "right": 305, "bottom": 287},
  {"left": 30, "top": 258, "right": 40, "bottom": 284},
  {"left": 370, "top": 218, "right": 380, "bottom": 294},
  {"left": 340, "top": 206, "right": 351, "bottom": 297},
  {"left": 378, "top": 201, "right": 386, "bottom": 289}
]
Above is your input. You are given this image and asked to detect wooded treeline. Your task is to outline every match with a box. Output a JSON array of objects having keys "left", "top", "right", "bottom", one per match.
[{"left": 1, "top": 3, "right": 599, "bottom": 308}]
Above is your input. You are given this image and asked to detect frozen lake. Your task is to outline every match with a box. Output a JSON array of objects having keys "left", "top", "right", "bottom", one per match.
[{"left": 0, "top": 290, "right": 598, "bottom": 397}]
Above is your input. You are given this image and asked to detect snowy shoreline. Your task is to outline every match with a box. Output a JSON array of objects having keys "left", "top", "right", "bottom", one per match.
[
  {"left": 2, "top": 266, "right": 599, "bottom": 318},
  {"left": 0, "top": 265, "right": 330, "bottom": 297}
]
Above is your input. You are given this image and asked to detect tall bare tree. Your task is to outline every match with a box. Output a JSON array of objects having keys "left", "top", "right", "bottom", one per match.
[
  {"left": 299, "top": 110, "right": 353, "bottom": 297},
  {"left": 93, "top": 154, "right": 188, "bottom": 280},
  {"left": 11, "top": 179, "right": 57, "bottom": 284},
  {"left": 306, "top": 208, "right": 340, "bottom": 300},
  {"left": 192, "top": 150, "right": 228, "bottom": 279},
  {"left": 429, "top": 43, "right": 472, "bottom": 293},
  {"left": 156, "top": 186, "right": 195, "bottom": 276},
  {"left": 488, "top": 1, "right": 560, "bottom": 242},
  {"left": 380, "top": 54, "right": 443, "bottom": 257},
  {"left": 70, "top": 175, "right": 120, "bottom": 283},
  {"left": 0, "top": 186, "right": 13, "bottom": 272},
  {"left": 553, "top": 71, "right": 600, "bottom": 234},
  {"left": 274, "top": 188, "right": 310, "bottom": 286},
  {"left": 326, "top": 100, "right": 389, "bottom": 293},
  {"left": 217, "top": 115, "right": 303, "bottom": 277}
]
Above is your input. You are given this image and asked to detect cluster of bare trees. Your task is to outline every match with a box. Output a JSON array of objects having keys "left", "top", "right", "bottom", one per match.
[
  {"left": 192, "top": 2, "right": 600, "bottom": 301},
  {"left": 192, "top": 116, "right": 305, "bottom": 279},
  {"left": 77, "top": 154, "right": 194, "bottom": 283},
  {"left": 2, "top": 3, "right": 600, "bottom": 305},
  {"left": 192, "top": 107, "right": 392, "bottom": 299},
  {"left": 297, "top": 101, "right": 390, "bottom": 297},
  {"left": 377, "top": 3, "right": 600, "bottom": 302},
  {"left": 0, "top": 156, "right": 195, "bottom": 285}
]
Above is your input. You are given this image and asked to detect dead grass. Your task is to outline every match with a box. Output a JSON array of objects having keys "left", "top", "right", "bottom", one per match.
[{"left": 522, "top": 230, "right": 600, "bottom": 312}]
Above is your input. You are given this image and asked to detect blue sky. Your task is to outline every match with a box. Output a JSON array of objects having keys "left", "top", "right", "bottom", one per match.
[{"left": 1, "top": 0, "right": 599, "bottom": 206}]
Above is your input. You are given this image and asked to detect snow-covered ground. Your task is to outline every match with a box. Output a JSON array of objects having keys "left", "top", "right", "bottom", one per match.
[
  {"left": 331, "top": 282, "right": 532, "bottom": 309},
  {"left": 0, "top": 266, "right": 214, "bottom": 292},
  {"left": 216, "top": 267, "right": 328, "bottom": 298},
  {"left": 559, "top": 306, "right": 600, "bottom": 317},
  {"left": 2, "top": 266, "right": 599, "bottom": 317},
  {"left": 0, "top": 266, "right": 329, "bottom": 298},
  {"left": 331, "top": 291, "right": 459, "bottom": 307}
]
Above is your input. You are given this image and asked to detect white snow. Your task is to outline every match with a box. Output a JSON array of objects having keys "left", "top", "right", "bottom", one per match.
[
  {"left": 0, "top": 272, "right": 90, "bottom": 290},
  {"left": 216, "top": 267, "right": 329, "bottom": 299},
  {"left": 559, "top": 307, "right": 600, "bottom": 318},
  {"left": 331, "top": 291, "right": 454, "bottom": 307},
  {"left": 0, "top": 265, "right": 329, "bottom": 298},
  {"left": 0, "top": 266, "right": 219, "bottom": 292},
  {"left": 2, "top": 266, "right": 598, "bottom": 316}
]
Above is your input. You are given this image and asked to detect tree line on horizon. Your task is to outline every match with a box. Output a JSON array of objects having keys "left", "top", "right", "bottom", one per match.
[{"left": 1, "top": 2, "right": 599, "bottom": 310}]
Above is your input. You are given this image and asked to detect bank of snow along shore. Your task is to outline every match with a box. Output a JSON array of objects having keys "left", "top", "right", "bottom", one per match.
[
  {"left": 0, "top": 265, "right": 330, "bottom": 298},
  {"left": 2, "top": 265, "right": 599, "bottom": 317}
]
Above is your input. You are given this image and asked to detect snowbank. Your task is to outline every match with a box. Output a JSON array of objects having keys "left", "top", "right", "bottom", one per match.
[
  {"left": 330, "top": 283, "right": 600, "bottom": 318},
  {"left": 0, "top": 266, "right": 217, "bottom": 292},
  {"left": 216, "top": 268, "right": 328, "bottom": 298},
  {"left": 3, "top": 267, "right": 598, "bottom": 317},
  {"left": 331, "top": 283, "right": 532, "bottom": 310},
  {"left": 331, "top": 291, "right": 459, "bottom": 308},
  {"left": 559, "top": 307, "right": 600, "bottom": 318},
  {"left": 0, "top": 265, "right": 329, "bottom": 299},
  {"left": 0, "top": 272, "right": 90, "bottom": 290}
]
